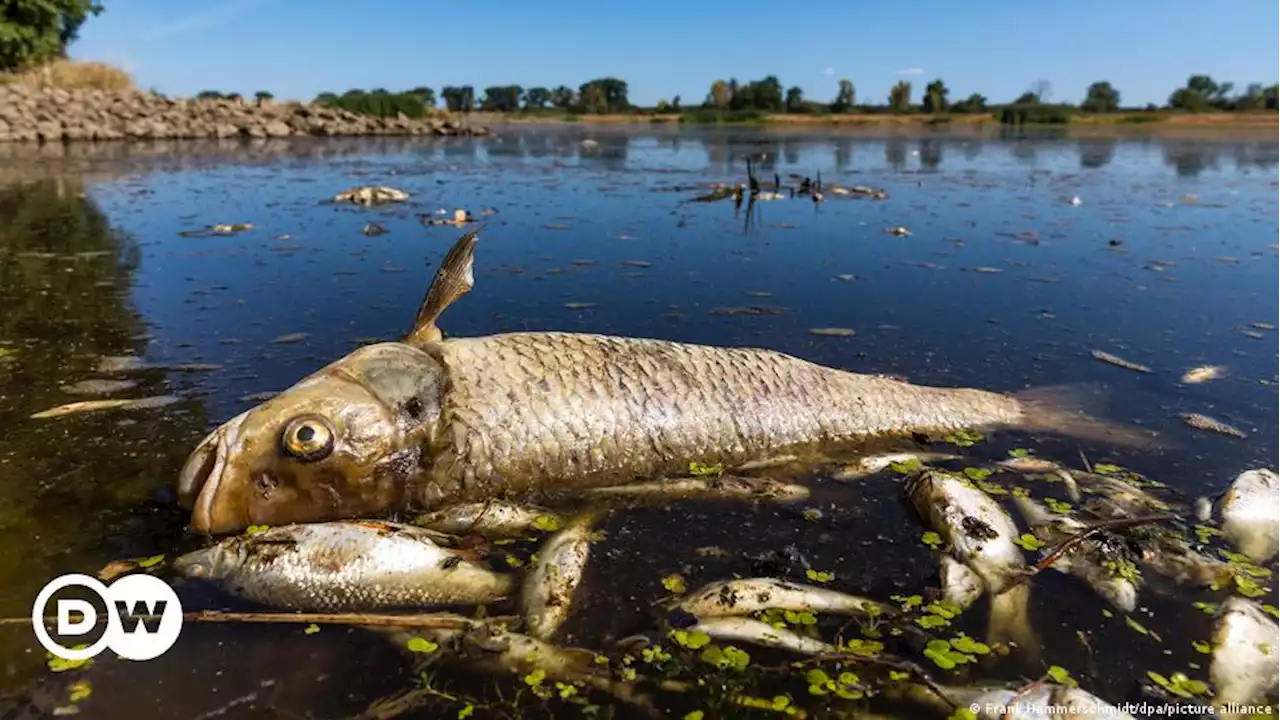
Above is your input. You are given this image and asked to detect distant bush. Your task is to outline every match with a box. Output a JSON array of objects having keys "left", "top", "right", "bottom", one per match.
[
  {"left": 998, "top": 103, "right": 1074, "bottom": 125},
  {"left": 315, "top": 89, "right": 428, "bottom": 118},
  {"left": 2, "top": 59, "right": 133, "bottom": 91},
  {"left": 1116, "top": 113, "right": 1162, "bottom": 124},
  {"left": 679, "top": 108, "right": 767, "bottom": 124}
]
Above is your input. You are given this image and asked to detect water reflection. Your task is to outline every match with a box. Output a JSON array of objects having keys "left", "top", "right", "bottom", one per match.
[
  {"left": 1078, "top": 139, "right": 1116, "bottom": 169},
  {"left": 0, "top": 179, "right": 208, "bottom": 690},
  {"left": 1162, "top": 142, "right": 1221, "bottom": 177},
  {"left": 918, "top": 138, "right": 943, "bottom": 172},
  {"left": 885, "top": 137, "right": 908, "bottom": 171}
]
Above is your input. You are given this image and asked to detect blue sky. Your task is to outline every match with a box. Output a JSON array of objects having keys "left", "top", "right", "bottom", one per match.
[{"left": 73, "top": 0, "right": 1278, "bottom": 107}]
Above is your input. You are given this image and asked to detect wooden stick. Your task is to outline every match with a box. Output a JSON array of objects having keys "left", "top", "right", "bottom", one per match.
[
  {"left": 0, "top": 609, "right": 478, "bottom": 630},
  {"left": 996, "top": 514, "right": 1178, "bottom": 595}
]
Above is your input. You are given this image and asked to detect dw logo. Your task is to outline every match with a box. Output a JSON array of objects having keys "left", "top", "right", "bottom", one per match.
[{"left": 32, "top": 574, "right": 183, "bottom": 661}]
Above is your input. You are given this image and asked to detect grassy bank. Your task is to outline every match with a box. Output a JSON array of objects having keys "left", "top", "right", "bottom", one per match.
[
  {"left": 471, "top": 108, "right": 1278, "bottom": 129},
  {"left": 0, "top": 60, "right": 134, "bottom": 91}
]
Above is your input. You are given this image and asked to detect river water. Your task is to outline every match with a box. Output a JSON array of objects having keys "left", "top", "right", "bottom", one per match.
[{"left": 0, "top": 126, "right": 1275, "bottom": 719}]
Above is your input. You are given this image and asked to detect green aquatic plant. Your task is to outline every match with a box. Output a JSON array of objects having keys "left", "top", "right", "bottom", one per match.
[
  {"left": 303, "top": 623, "right": 320, "bottom": 635},
  {"left": 840, "top": 638, "right": 884, "bottom": 657},
  {"left": 136, "top": 554, "right": 165, "bottom": 568},
  {"left": 671, "top": 630, "right": 712, "bottom": 650},
  {"left": 805, "top": 668, "right": 864, "bottom": 699},
  {"left": 246, "top": 525, "right": 269, "bottom": 535},
  {"left": 890, "top": 457, "right": 925, "bottom": 474},
  {"left": 662, "top": 574, "right": 688, "bottom": 594},
  {"left": 948, "top": 708, "right": 979, "bottom": 720},
  {"left": 1015, "top": 533, "right": 1045, "bottom": 551},
  {"left": 1192, "top": 640, "right": 1211, "bottom": 654},
  {"left": 1193, "top": 524, "right": 1221, "bottom": 544},
  {"left": 1046, "top": 665, "right": 1078, "bottom": 687},
  {"left": 805, "top": 569, "right": 834, "bottom": 583},
  {"left": 531, "top": 514, "right": 562, "bottom": 532},
  {"left": 737, "top": 694, "right": 800, "bottom": 715},
  {"left": 1044, "top": 497, "right": 1073, "bottom": 514},
  {"left": 1124, "top": 615, "right": 1159, "bottom": 640},
  {"left": 406, "top": 636, "right": 439, "bottom": 654},
  {"left": 1263, "top": 604, "right": 1279, "bottom": 619},
  {"left": 1104, "top": 557, "right": 1141, "bottom": 583},
  {"left": 921, "top": 531, "right": 943, "bottom": 550},
  {"left": 688, "top": 461, "right": 724, "bottom": 476},
  {"left": 67, "top": 680, "right": 92, "bottom": 703},
  {"left": 923, "top": 639, "right": 975, "bottom": 670},
  {"left": 1007, "top": 448, "right": 1031, "bottom": 458},
  {"left": 47, "top": 646, "right": 92, "bottom": 673},
  {"left": 1146, "top": 671, "right": 1209, "bottom": 698},
  {"left": 944, "top": 429, "right": 984, "bottom": 447},
  {"left": 1192, "top": 601, "right": 1217, "bottom": 615},
  {"left": 963, "top": 467, "right": 992, "bottom": 481},
  {"left": 700, "top": 644, "right": 751, "bottom": 672},
  {"left": 976, "top": 480, "right": 1008, "bottom": 496}
]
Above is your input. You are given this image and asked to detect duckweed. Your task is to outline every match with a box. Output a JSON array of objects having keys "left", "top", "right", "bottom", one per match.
[
  {"left": 406, "top": 636, "right": 439, "bottom": 654},
  {"left": 642, "top": 644, "right": 673, "bottom": 665},
  {"left": 1093, "top": 463, "right": 1124, "bottom": 474},
  {"left": 1263, "top": 604, "right": 1279, "bottom": 618},
  {"left": 1104, "top": 558, "right": 1141, "bottom": 583},
  {"left": 738, "top": 694, "right": 800, "bottom": 715},
  {"left": 1192, "top": 640, "right": 1211, "bottom": 654},
  {"left": 963, "top": 467, "right": 993, "bottom": 481},
  {"left": 806, "top": 668, "right": 864, "bottom": 699},
  {"left": 685, "top": 712, "right": 705, "bottom": 720},
  {"left": 662, "top": 574, "right": 688, "bottom": 594},
  {"left": 47, "top": 647, "right": 93, "bottom": 673},
  {"left": 688, "top": 461, "right": 724, "bottom": 476},
  {"left": 1015, "top": 533, "right": 1045, "bottom": 551},
  {"left": 531, "top": 515, "right": 562, "bottom": 532},
  {"left": 944, "top": 430, "right": 984, "bottom": 447},
  {"left": 1124, "top": 615, "right": 1157, "bottom": 639},
  {"left": 671, "top": 630, "right": 712, "bottom": 650},
  {"left": 890, "top": 458, "right": 924, "bottom": 474},
  {"left": 303, "top": 623, "right": 320, "bottom": 635},
  {"left": 921, "top": 531, "right": 943, "bottom": 549},
  {"left": 923, "top": 639, "right": 975, "bottom": 670},
  {"left": 245, "top": 525, "right": 269, "bottom": 535},
  {"left": 136, "top": 554, "right": 165, "bottom": 568},
  {"left": 840, "top": 638, "right": 884, "bottom": 657},
  {"left": 1008, "top": 448, "right": 1031, "bottom": 458},
  {"left": 805, "top": 569, "right": 835, "bottom": 583},
  {"left": 976, "top": 480, "right": 1008, "bottom": 496},
  {"left": 68, "top": 680, "right": 92, "bottom": 703},
  {"left": 1044, "top": 497, "right": 1073, "bottom": 514},
  {"left": 1046, "top": 665, "right": 1078, "bottom": 687},
  {"left": 889, "top": 594, "right": 924, "bottom": 611},
  {"left": 1192, "top": 601, "right": 1218, "bottom": 615},
  {"left": 700, "top": 644, "right": 751, "bottom": 672},
  {"left": 949, "top": 708, "right": 979, "bottom": 720},
  {"left": 1146, "top": 671, "right": 1209, "bottom": 698},
  {"left": 1010, "top": 485, "right": 1031, "bottom": 498},
  {"left": 1193, "top": 525, "right": 1221, "bottom": 544}
]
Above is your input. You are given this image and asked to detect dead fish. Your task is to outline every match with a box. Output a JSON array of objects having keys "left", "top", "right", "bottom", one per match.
[
  {"left": 59, "top": 379, "right": 138, "bottom": 396},
  {"left": 96, "top": 356, "right": 145, "bottom": 374},
  {"left": 31, "top": 395, "right": 180, "bottom": 419},
  {"left": 1210, "top": 597, "right": 1280, "bottom": 717},
  {"left": 522, "top": 514, "right": 596, "bottom": 641},
  {"left": 808, "top": 327, "right": 855, "bottom": 337},
  {"left": 179, "top": 228, "right": 1155, "bottom": 534},
  {"left": 707, "top": 306, "right": 788, "bottom": 317},
  {"left": 884, "top": 227, "right": 911, "bottom": 237},
  {"left": 678, "top": 577, "right": 883, "bottom": 618},
  {"left": 995, "top": 456, "right": 1061, "bottom": 473},
  {"left": 1091, "top": 350, "right": 1151, "bottom": 373},
  {"left": 1181, "top": 412, "right": 1246, "bottom": 438},
  {"left": 686, "top": 617, "right": 834, "bottom": 656},
  {"left": 581, "top": 476, "right": 809, "bottom": 504},
  {"left": 833, "top": 452, "right": 959, "bottom": 480},
  {"left": 412, "top": 501, "right": 562, "bottom": 538},
  {"left": 1181, "top": 365, "right": 1226, "bottom": 384},
  {"left": 331, "top": 186, "right": 408, "bottom": 205},
  {"left": 1013, "top": 496, "right": 1140, "bottom": 612},
  {"left": 907, "top": 470, "right": 1037, "bottom": 655},
  {"left": 172, "top": 521, "right": 513, "bottom": 612},
  {"left": 1198, "top": 469, "right": 1279, "bottom": 564},
  {"left": 270, "top": 332, "right": 309, "bottom": 344},
  {"left": 934, "top": 683, "right": 1136, "bottom": 720},
  {"left": 362, "top": 222, "right": 389, "bottom": 236}
]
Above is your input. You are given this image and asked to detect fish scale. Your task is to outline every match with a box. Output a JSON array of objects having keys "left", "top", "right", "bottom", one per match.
[{"left": 432, "top": 332, "right": 1022, "bottom": 500}]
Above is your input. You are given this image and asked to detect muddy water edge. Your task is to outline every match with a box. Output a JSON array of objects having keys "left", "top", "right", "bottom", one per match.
[{"left": 0, "top": 127, "right": 1276, "bottom": 719}]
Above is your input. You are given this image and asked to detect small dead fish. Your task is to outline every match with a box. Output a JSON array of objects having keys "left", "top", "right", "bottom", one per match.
[
  {"left": 332, "top": 186, "right": 408, "bottom": 205},
  {"left": 808, "top": 327, "right": 855, "bottom": 337},
  {"left": 96, "top": 356, "right": 145, "bottom": 374},
  {"left": 1013, "top": 496, "right": 1140, "bottom": 612},
  {"left": 413, "top": 501, "right": 562, "bottom": 538},
  {"left": 707, "top": 306, "right": 788, "bottom": 317},
  {"left": 362, "top": 222, "right": 388, "bottom": 236},
  {"left": 1216, "top": 468, "right": 1279, "bottom": 563},
  {"left": 1181, "top": 412, "right": 1246, "bottom": 438},
  {"left": 59, "top": 379, "right": 138, "bottom": 396},
  {"left": 678, "top": 577, "right": 883, "bottom": 618},
  {"left": 270, "top": 332, "right": 310, "bottom": 345},
  {"left": 1090, "top": 350, "right": 1151, "bottom": 373},
  {"left": 833, "top": 452, "right": 959, "bottom": 480},
  {"left": 1210, "top": 597, "right": 1280, "bottom": 717},
  {"left": 582, "top": 476, "right": 809, "bottom": 504},
  {"left": 1181, "top": 365, "right": 1225, "bottom": 384},
  {"left": 172, "top": 521, "right": 513, "bottom": 612},
  {"left": 30, "top": 395, "right": 180, "bottom": 419},
  {"left": 522, "top": 514, "right": 596, "bottom": 641},
  {"left": 884, "top": 227, "right": 911, "bottom": 237},
  {"left": 687, "top": 616, "right": 834, "bottom": 656},
  {"left": 995, "top": 456, "right": 1061, "bottom": 473},
  {"left": 563, "top": 302, "right": 599, "bottom": 310}
]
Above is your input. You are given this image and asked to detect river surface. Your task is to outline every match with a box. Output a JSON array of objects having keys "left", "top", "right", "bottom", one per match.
[{"left": 0, "top": 126, "right": 1276, "bottom": 720}]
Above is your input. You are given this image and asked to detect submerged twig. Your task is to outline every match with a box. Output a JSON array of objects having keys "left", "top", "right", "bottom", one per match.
[
  {"left": 784, "top": 653, "right": 956, "bottom": 710},
  {"left": 997, "top": 514, "right": 1179, "bottom": 594}
]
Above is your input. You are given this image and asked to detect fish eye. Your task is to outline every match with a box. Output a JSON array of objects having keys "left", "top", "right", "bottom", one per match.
[{"left": 280, "top": 415, "right": 335, "bottom": 462}]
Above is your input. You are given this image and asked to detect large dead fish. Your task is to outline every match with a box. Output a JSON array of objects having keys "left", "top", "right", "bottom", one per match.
[
  {"left": 1196, "top": 468, "right": 1279, "bottom": 564},
  {"left": 906, "top": 470, "right": 1039, "bottom": 657},
  {"left": 178, "top": 229, "right": 1155, "bottom": 534},
  {"left": 1210, "top": 597, "right": 1280, "bottom": 718},
  {"left": 1013, "top": 495, "right": 1141, "bottom": 612},
  {"left": 171, "top": 520, "right": 515, "bottom": 611}
]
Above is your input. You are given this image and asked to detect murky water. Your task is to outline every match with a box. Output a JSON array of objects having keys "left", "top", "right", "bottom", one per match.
[{"left": 0, "top": 127, "right": 1276, "bottom": 719}]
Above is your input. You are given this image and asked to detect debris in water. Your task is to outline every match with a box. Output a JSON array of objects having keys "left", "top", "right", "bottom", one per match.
[
  {"left": 270, "top": 332, "right": 310, "bottom": 344},
  {"left": 708, "top": 306, "right": 788, "bottom": 317},
  {"left": 808, "top": 328, "right": 855, "bottom": 337},
  {"left": 884, "top": 227, "right": 911, "bottom": 237},
  {"left": 331, "top": 186, "right": 408, "bottom": 206},
  {"left": 362, "top": 222, "right": 388, "bottom": 236},
  {"left": 1181, "top": 365, "right": 1225, "bottom": 384},
  {"left": 60, "top": 379, "right": 138, "bottom": 395},
  {"left": 564, "top": 302, "right": 599, "bottom": 310},
  {"left": 31, "top": 395, "right": 180, "bottom": 419},
  {"left": 1090, "top": 350, "right": 1151, "bottom": 373},
  {"left": 1180, "top": 413, "right": 1246, "bottom": 438}
]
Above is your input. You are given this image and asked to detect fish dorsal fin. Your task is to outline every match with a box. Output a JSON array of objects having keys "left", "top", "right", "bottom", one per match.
[{"left": 406, "top": 227, "right": 480, "bottom": 347}]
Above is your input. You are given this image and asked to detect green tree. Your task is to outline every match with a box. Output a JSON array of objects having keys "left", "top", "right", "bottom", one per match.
[
  {"left": 670, "top": 94, "right": 681, "bottom": 110},
  {"left": 522, "top": 87, "right": 551, "bottom": 110},
  {"left": 888, "top": 80, "right": 913, "bottom": 113},
  {"left": 1080, "top": 81, "right": 1120, "bottom": 112},
  {"left": 550, "top": 85, "right": 575, "bottom": 109},
  {"left": 196, "top": 90, "right": 224, "bottom": 100},
  {"left": 577, "top": 78, "right": 629, "bottom": 113},
  {"left": 406, "top": 86, "right": 436, "bottom": 108},
  {"left": 950, "top": 93, "right": 987, "bottom": 114},
  {"left": 784, "top": 86, "right": 804, "bottom": 112},
  {"left": 440, "top": 85, "right": 475, "bottom": 112},
  {"left": 921, "top": 78, "right": 949, "bottom": 113},
  {"left": 313, "top": 91, "right": 338, "bottom": 104},
  {"left": 1265, "top": 84, "right": 1279, "bottom": 110},
  {"left": 707, "top": 79, "right": 732, "bottom": 108},
  {"left": 0, "top": 0, "right": 103, "bottom": 70},
  {"left": 480, "top": 85, "right": 522, "bottom": 112},
  {"left": 831, "top": 79, "right": 855, "bottom": 112},
  {"left": 578, "top": 82, "right": 607, "bottom": 113},
  {"left": 254, "top": 90, "right": 274, "bottom": 103},
  {"left": 1168, "top": 74, "right": 1233, "bottom": 110}
]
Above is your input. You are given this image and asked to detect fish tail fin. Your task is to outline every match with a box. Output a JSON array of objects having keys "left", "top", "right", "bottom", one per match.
[
  {"left": 1012, "top": 383, "right": 1162, "bottom": 450},
  {"left": 406, "top": 226, "right": 482, "bottom": 347},
  {"left": 987, "top": 583, "right": 1040, "bottom": 666}
]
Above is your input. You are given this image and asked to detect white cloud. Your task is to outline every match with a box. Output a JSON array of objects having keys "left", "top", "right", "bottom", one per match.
[
  {"left": 821, "top": 67, "right": 835, "bottom": 76},
  {"left": 895, "top": 67, "right": 924, "bottom": 76}
]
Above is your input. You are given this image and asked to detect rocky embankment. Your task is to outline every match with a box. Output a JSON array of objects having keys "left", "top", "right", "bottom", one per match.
[{"left": 0, "top": 85, "right": 490, "bottom": 142}]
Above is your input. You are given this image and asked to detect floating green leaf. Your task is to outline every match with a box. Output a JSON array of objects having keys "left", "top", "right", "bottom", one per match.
[
  {"left": 976, "top": 480, "right": 1008, "bottom": 496},
  {"left": 921, "top": 531, "right": 943, "bottom": 549},
  {"left": 303, "top": 623, "right": 320, "bottom": 635},
  {"left": 890, "top": 594, "right": 924, "bottom": 610},
  {"left": 842, "top": 638, "right": 884, "bottom": 657},
  {"left": 890, "top": 458, "right": 924, "bottom": 474},
  {"left": 68, "top": 680, "right": 92, "bottom": 703},
  {"left": 245, "top": 525, "right": 269, "bottom": 535},
  {"left": 700, "top": 644, "right": 751, "bottom": 672},
  {"left": 662, "top": 574, "right": 687, "bottom": 594},
  {"left": 1124, "top": 615, "right": 1152, "bottom": 637},
  {"left": 457, "top": 704, "right": 474, "bottom": 719},
  {"left": 1015, "top": 533, "right": 1045, "bottom": 551},
  {"left": 406, "top": 636, "right": 439, "bottom": 654},
  {"left": 1008, "top": 448, "right": 1031, "bottom": 458},
  {"left": 964, "top": 467, "right": 993, "bottom": 481},
  {"left": 949, "top": 709, "right": 979, "bottom": 720},
  {"left": 136, "top": 554, "right": 165, "bottom": 569},
  {"left": 671, "top": 630, "right": 712, "bottom": 650},
  {"left": 531, "top": 514, "right": 562, "bottom": 532},
  {"left": 684, "top": 712, "right": 705, "bottom": 720},
  {"left": 1010, "top": 486, "right": 1031, "bottom": 498},
  {"left": 1263, "top": 604, "right": 1279, "bottom": 619},
  {"left": 783, "top": 609, "right": 818, "bottom": 626},
  {"left": 1192, "top": 601, "right": 1217, "bottom": 615},
  {"left": 1093, "top": 463, "right": 1123, "bottom": 474},
  {"left": 1047, "top": 665, "right": 1077, "bottom": 687},
  {"left": 1044, "top": 497, "right": 1073, "bottom": 514},
  {"left": 1192, "top": 640, "right": 1211, "bottom": 654},
  {"left": 944, "top": 430, "right": 985, "bottom": 447},
  {"left": 642, "top": 644, "right": 672, "bottom": 664},
  {"left": 806, "top": 569, "right": 835, "bottom": 583},
  {"left": 689, "top": 461, "right": 724, "bottom": 476},
  {"left": 1146, "top": 671, "right": 1209, "bottom": 698},
  {"left": 47, "top": 647, "right": 92, "bottom": 673}
]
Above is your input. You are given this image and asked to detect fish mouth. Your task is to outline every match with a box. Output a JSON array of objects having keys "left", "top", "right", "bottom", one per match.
[{"left": 179, "top": 412, "right": 248, "bottom": 535}]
